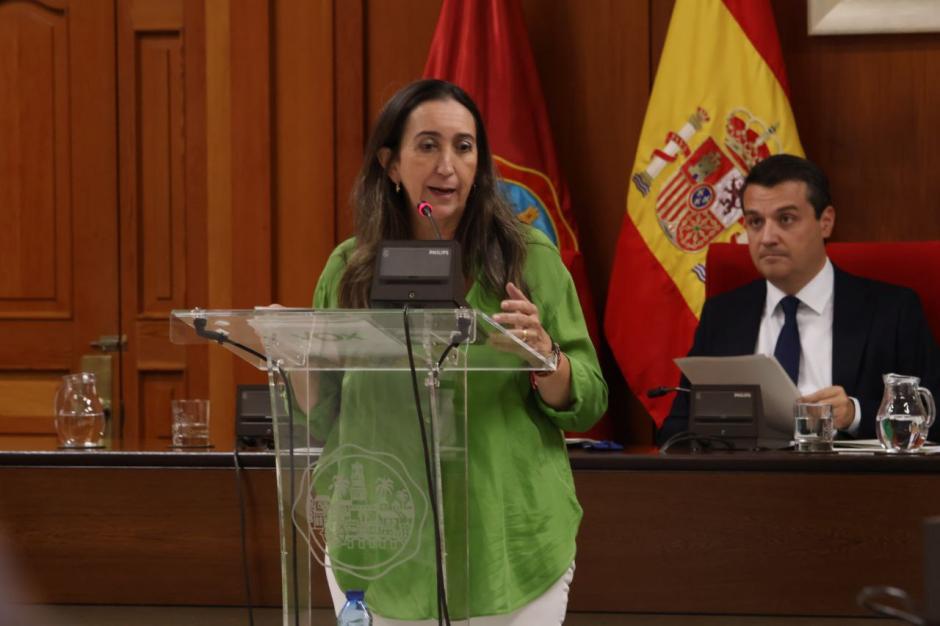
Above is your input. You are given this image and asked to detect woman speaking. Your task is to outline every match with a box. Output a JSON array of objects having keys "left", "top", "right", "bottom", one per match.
[{"left": 313, "top": 79, "right": 607, "bottom": 625}]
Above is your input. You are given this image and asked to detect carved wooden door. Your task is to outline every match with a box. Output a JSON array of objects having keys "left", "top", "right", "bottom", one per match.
[
  {"left": 1, "top": 0, "right": 206, "bottom": 446},
  {"left": 0, "top": 0, "right": 120, "bottom": 445}
]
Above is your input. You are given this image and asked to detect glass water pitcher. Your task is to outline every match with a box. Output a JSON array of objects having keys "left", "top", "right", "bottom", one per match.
[
  {"left": 876, "top": 373, "right": 935, "bottom": 453},
  {"left": 54, "top": 372, "right": 106, "bottom": 448}
]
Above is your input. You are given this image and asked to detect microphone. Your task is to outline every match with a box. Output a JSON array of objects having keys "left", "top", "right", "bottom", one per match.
[
  {"left": 417, "top": 201, "right": 443, "bottom": 240},
  {"left": 370, "top": 200, "right": 466, "bottom": 308},
  {"left": 646, "top": 385, "right": 690, "bottom": 399}
]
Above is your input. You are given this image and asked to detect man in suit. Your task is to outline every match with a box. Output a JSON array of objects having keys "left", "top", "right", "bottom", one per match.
[{"left": 658, "top": 154, "right": 940, "bottom": 444}]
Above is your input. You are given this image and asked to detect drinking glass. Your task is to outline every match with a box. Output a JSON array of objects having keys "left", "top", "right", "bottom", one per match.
[
  {"left": 793, "top": 402, "right": 834, "bottom": 453},
  {"left": 171, "top": 399, "right": 211, "bottom": 448}
]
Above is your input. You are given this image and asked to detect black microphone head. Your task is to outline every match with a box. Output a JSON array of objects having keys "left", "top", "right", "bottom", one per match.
[{"left": 417, "top": 201, "right": 433, "bottom": 217}]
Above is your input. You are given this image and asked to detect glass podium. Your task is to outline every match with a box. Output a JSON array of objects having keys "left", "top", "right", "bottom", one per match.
[{"left": 170, "top": 308, "right": 552, "bottom": 625}]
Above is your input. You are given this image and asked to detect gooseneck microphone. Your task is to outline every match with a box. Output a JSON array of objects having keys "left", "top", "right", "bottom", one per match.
[
  {"left": 646, "top": 385, "right": 691, "bottom": 398},
  {"left": 417, "top": 201, "right": 443, "bottom": 240}
]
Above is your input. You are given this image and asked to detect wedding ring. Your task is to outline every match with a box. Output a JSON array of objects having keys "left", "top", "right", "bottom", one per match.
[{"left": 522, "top": 328, "right": 529, "bottom": 342}]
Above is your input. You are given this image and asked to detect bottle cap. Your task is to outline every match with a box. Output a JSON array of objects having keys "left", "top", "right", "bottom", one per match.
[{"left": 345, "top": 589, "right": 365, "bottom": 602}]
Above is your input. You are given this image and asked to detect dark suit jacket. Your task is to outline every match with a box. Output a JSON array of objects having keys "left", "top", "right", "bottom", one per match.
[{"left": 658, "top": 266, "right": 940, "bottom": 444}]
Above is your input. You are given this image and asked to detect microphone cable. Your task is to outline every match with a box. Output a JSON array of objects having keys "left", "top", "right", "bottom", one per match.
[
  {"left": 193, "top": 318, "right": 301, "bottom": 626},
  {"left": 437, "top": 314, "right": 472, "bottom": 369},
  {"left": 403, "top": 306, "right": 451, "bottom": 626},
  {"left": 659, "top": 430, "right": 735, "bottom": 454}
]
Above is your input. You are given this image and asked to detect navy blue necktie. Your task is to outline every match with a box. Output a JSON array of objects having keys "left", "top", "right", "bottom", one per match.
[{"left": 774, "top": 295, "right": 801, "bottom": 384}]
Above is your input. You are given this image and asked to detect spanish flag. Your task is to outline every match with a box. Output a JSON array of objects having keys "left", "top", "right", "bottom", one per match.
[
  {"left": 425, "top": 0, "right": 610, "bottom": 438},
  {"left": 605, "top": 0, "right": 803, "bottom": 427}
]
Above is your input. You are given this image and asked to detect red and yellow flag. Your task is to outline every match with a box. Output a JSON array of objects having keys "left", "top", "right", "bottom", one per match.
[
  {"left": 425, "top": 0, "right": 610, "bottom": 438},
  {"left": 605, "top": 0, "right": 803, "bottom": 427}
]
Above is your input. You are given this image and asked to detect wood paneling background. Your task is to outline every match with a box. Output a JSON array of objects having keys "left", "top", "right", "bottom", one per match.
[
  {"left": 772, "top": 1, "right": 940, "bottom": 242},
  {"left": 0, "top": 0, "right": 119, "bottom": 441},
  {"left": 3, "top": 0, "right": 940, "bottom": 443}
]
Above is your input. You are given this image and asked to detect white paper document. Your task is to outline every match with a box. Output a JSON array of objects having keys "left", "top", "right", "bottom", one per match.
[
  {"left": 832, "top": 439, "right": 940, "bottom": 454},
  {"left": 675, "top": 354, "right": 800, "bottom": 436}
]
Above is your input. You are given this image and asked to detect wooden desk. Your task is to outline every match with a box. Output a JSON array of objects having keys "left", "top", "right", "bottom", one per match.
[
  {"left": 0, "top": 445, "right": 289, "bottom": 607},
  {"left": 572, "top": 449, "right": 939, "bottom": 615},
  {"left": 0, "top": 444, "right": 936, "bottom": 615}
]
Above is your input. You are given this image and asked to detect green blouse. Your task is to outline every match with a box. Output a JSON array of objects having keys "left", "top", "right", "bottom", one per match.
[{"left": 312, "top": 227, "right": 607, "bottom": 619}]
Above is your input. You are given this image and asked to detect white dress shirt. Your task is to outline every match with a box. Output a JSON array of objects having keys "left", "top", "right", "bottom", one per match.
[{"left": 755, "top": 258, "right": 862, "bottom": 433}]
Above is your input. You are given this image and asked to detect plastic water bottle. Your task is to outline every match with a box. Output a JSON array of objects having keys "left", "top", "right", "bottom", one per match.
[{"left": 337, "top": 590, "right": 372, "bottom": 625}]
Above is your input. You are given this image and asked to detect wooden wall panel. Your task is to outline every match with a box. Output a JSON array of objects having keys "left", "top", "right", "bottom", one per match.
[
  {"left": 272, "top": 0, "right": 337, "bottom": 307},
  {"left": 226, "top": 0, "right": 274, "bottom": 424},
  {"left": 201, "top": 0, "right": 275, "bottom": 446},
  {"left": 773, "top": 0, "right": 940, "bottom": 243},
  {"left": 364, "top": 0, "right": 441, "bottom": 124},
  {"left": 205, "top": 0, "right": 236, "bottom": 445},
  {"left": 270, "top": 0, "right": 366, "bottom": 304},
  {"left": 333, "top": 0, "right": 366, "bottom": 241},
  {"left": 229, "top": 0, "right": 272, "bottom": 316},
  {"left": 649, "top": 0, "right": 674, "bottom": 81},
  {"left": 137, "top": 35, "right": 185, "bottom": 314}
]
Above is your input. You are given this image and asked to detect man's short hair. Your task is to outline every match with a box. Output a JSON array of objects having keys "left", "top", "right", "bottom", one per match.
[{"left": 742, "top": 154, "right": 832, "bottom": 218}]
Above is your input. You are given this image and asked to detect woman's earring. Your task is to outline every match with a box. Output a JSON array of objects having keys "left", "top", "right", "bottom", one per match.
[{"left": 395, "top": 181, "right": 401, "bottom": 194}]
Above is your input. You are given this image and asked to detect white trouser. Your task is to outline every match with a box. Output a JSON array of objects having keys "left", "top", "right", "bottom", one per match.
[{"left": 326, "top": 561, "right": 575, "bottom": 626}]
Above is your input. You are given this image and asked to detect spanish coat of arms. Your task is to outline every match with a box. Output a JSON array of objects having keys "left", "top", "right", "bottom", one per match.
[{"left": 632, "top": 107, "right": 779, "bottom": 252}]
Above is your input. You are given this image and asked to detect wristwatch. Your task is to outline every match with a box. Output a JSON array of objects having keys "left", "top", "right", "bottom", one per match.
[{"left": 534, "top": 341, "right": 561, "bottom": 378}]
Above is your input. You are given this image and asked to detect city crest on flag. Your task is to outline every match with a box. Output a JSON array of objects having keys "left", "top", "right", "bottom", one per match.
[
  {"left": 495, "top": 155, "right": 573, "bottom": 250},
  {"left": 633, "top": 106, "right": 779, "bottom": 255}
]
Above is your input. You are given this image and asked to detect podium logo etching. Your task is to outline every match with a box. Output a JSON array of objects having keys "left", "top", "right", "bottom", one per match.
[{"left": 293, "top": 444, "right": 429, "bottom": 580}]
